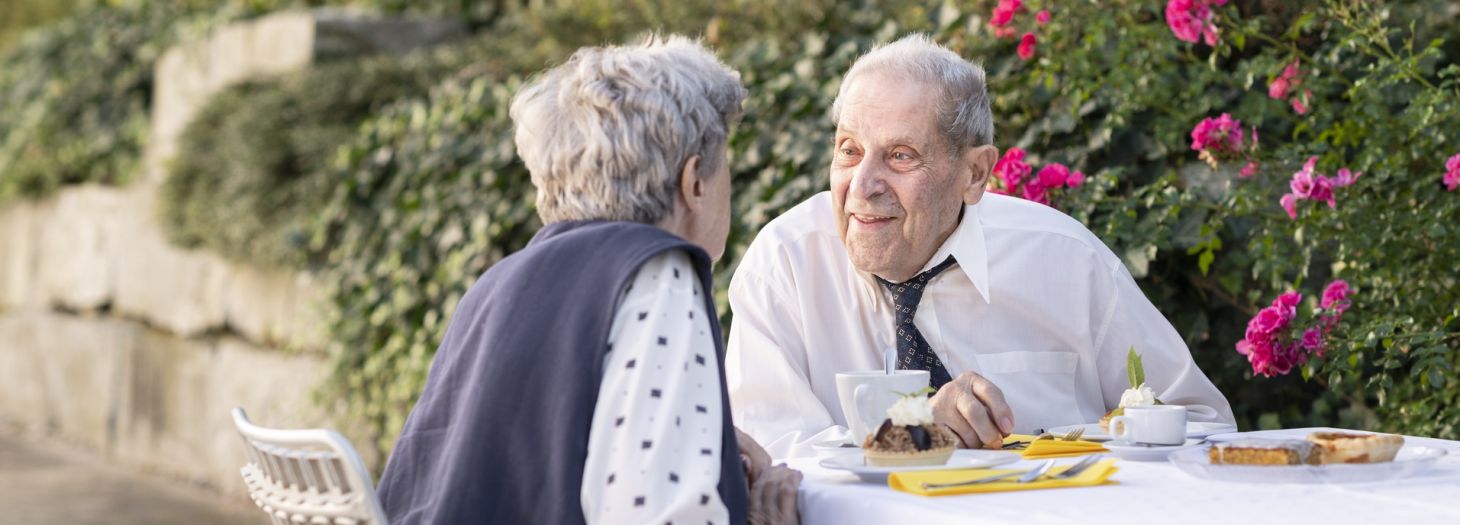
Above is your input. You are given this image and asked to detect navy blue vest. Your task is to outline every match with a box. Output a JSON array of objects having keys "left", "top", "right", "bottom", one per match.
[{"left": 376, "top": 221, "right": 748, "bottom": 525}]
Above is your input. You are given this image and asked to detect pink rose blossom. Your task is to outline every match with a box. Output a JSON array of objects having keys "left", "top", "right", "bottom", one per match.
[
  {"left": 994, "top": 147, "right": 1032, "bottom": 190},
  {"left": 1022, "top": 182, "right": 1049, "bottom": 205},
  {"left": 1190, "top": 114, "right": 1244, "bottom": 166},
  {"left": 1252, "top": 306, "right": 1285, "bottom": 334},
  {"left": 1240, "top": 161, "right": 1259, "bottom": 178},
  {"left": 1036, "top": 9, "right": 1051, "bottom": 25},
  {"left": 1273, "top": 291, "right": 1301, "bottom": 321},
  {"left": 1036, "top": 163, "right": 1069, "bottom": 187},
  {"left": 1280, "top": 193, "right": 1298, "bottom": 219},
  {"left": 1310, "top": 175, "right": 1335, "bottom": 208},
  {"left": 1300, "top": 328, "right": 1322, "bottom": 351},
  {"left": 1268, "top": 77, "right": 1290, "bottom": 100},
  {"left": 1067, "top": 170, "right": 1086, "bottom": 187},
  {"left": 1291, "top": 89, "right": 1311, "bottom": 115},
  {"left": 1321, "top": 280, "right": 1352, "bottom": 312},
  {"left": 1334, "top": 168, "right": 1360, "bottom": 187},
  {"left": 990, "top": 0, "right": 1023, "bottom": 35},
  {"left": 1166, "top": 0, "right": 1221, "bottom": 45},
  {"left": 1290, "top": 169, "right": 1315, "bottom": 198},
  {"left": 1018, "top": 32, "right": 1038, "bottom": 60},
  {"left": 1444, "top": 152, "right": 1460, "bottom": 191}
]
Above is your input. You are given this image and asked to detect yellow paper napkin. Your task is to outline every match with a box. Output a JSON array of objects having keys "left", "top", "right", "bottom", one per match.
[
  {"left": 1003, "top": 434, "right": 1108, "bottom": 459},
  {"left": 888, "top": 459, "right": 1119, "bottom": 496}
]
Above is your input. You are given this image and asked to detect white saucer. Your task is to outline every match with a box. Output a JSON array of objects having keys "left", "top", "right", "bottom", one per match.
[
  {"left": 818, "top": 449, "right": 1020, "bottom": 483},
  {"left": 811, "top": 439, "right": 860, "bottom": 458},
  {"left": 1047, "top": 421, "right": 1237, "bottom": 442},
  {"left": 1103, "top": 438, "right": 1204, "bottom": 461}
]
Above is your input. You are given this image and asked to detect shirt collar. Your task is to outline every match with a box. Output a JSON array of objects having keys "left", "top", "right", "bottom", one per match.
[{"left": 853, "top": 201, "right": 992, "bottom": 308}]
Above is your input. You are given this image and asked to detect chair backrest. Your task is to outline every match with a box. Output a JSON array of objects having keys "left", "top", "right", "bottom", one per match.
[{"left": 232, "top": 407, "right": 389, "bottom": 525}]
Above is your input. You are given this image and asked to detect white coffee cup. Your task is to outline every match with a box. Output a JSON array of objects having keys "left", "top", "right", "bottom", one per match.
[
  {"left": 1110, "top": 405, "right": 1187, "bottom": 445},
  {"left": 835, "top": 370, "right": 931, "bottom": 443}
]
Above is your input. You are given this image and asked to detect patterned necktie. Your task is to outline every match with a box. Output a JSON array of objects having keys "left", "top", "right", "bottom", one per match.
[{"left": 877, "top": 256, "right": 958, "bottom": 390}]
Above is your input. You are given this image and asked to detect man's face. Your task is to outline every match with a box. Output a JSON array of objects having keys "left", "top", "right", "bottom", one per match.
[{"left": 831, "top": 73, "right": 973, "bottom": 283}]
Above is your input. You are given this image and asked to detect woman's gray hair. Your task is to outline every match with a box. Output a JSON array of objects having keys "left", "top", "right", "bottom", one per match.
[
  {"left": 830, "top": 34, "right": 994, "bottom": 151},
  {"left": 510, "top": 35, "right": 746, "bottom": 224}
]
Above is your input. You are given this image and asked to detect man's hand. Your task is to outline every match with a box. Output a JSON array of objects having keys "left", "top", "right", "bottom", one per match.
[
  {"left": 735, "top": 427, "right": 771, "bottom": 483},
  {"left": 747, "top": 464, "right": 801, "bottom": 525},
  {"left": 929, "top": 371, "right": 1014, "bottom": 449}
]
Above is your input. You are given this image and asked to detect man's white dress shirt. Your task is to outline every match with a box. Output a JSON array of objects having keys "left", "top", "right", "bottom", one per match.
[
  {"left": 582, "top": 250, "right": 730, "bottom": 524},
  {"left": 727, "top": 192, "right": 1235, "bottom": 458}
]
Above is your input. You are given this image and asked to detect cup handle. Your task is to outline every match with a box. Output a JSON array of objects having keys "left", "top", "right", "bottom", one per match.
[
  {"left": 1110, "top": 415, "right": 1132, "bottom": 441},
  {"left": 853, "top": 384, "right": 877, "bottom": 437}
]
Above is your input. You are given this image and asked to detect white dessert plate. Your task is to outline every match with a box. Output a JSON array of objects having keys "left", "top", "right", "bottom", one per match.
[
  {"left": 1047, "top": 421, "right": 1237, "bottom": 442},
  {"left": 1168, "top": 443, "right": 1447, "bottom": 484},
  {"left": 811, "top": 439, "right": 860, "bottom": 458},
  {"left": 1103, "top": 438, "right": 1204, "bottom": 461},
  {"left": 818, "top": 449, "right": 1020, "bottom": 483}
]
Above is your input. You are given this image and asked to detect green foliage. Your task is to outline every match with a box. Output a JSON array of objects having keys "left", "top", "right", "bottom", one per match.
[
  {"left": 313, "top": 76, "right": 539, "bottom": 453},
  {"left": 162, "top": 48, "right": 470, "bottom": 267},
  {"left": 0, "top": 0, "right": 84, "bottom": 53},
  {"left": 0, "top": 0, "right": 211, "bottom": 202}
]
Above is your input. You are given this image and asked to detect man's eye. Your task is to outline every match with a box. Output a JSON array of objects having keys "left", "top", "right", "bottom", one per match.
[
  {"left": 892, "top": 152, "right": 913, "bottom": 161},
  {"left": 842, "top": 148, "right": 858, "bottom": 157}
]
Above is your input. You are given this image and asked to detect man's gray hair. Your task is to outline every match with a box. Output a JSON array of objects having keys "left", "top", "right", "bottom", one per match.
[
  {"left": 830, "top": 34, "right": 994, "bottom": 150},
  {"left": 510, "top": 35, "right": 746, "bottom": 224}
]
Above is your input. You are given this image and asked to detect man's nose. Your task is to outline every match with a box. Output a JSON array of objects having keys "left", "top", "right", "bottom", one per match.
[{"left": 850, "top": 157, "right": 888, "bottom": 201}]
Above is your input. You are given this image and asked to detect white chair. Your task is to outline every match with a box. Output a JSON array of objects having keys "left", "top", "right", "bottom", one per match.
[{"left": 232, "top": 407, "right": 389, "bottom": 525}]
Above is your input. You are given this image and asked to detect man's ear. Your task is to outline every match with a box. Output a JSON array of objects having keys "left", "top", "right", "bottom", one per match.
[
  {"left": 962, "top": 145, "right": 999, "bottom": 205},
  {"left": 679, "top": 155, "right": 704, "bottom": 213}
]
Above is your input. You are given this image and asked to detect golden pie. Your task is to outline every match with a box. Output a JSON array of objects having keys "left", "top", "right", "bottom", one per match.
[{"left": 1307, "top": 431, "right": 1404, "bottom": 464}]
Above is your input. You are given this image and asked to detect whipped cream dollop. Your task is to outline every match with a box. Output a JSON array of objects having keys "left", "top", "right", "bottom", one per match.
[
  {"left": 1119, "top": 383, "right": 1158, "bottom": 408},
  {"left": 887, "top": 395, "right": 936, "bottom": 426}
]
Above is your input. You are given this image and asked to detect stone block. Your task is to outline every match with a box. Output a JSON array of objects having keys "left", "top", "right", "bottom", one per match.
[
  {"left": 0, "top": 313, "right": 140, "bottom": 451},
  {"left": 224, "top": 264, "right": 329, "bottom": 352},
  {"left": 0, "top": 200, "right": 39, "bottom": 310},
  {"left": 34, "top": 186, "right": 126, "bottom": 312},
  {"left": 111, "top": 188, "right": 231, "bottom": 338}
]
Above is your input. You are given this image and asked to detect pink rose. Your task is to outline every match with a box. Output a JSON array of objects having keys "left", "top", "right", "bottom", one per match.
[
  {"left": 1445, "top": 152, "right": 1460, "bottom": 191},
  {"left": 1268, "top": 77, "right": 1290, "bottom": 100},
  {"left": 1235, "top": 339, "right": 1253, "bottom": 356},
  {"left": 1290, "top": 169, "right": 1315, "bottom": 198},
  {"left": 1291, "top": 89, "right": 1311, "bottom": 115},
  {"left": 1273, "top": 291, "right": 1301, "bottom": 321},
  {"left": 1036, "top": 9, "right": 1051, "bottom": 25},
  {"left": 1190, "top": 113, "right": 1244, "bottom": 158},
  {"left": 1067, "top": 170, "right": 1085, "bottom": 187},
  {"left": 1036, "top": 163, "right": 1069, "bottom": 187},
  {"left": 1334, "top": 168, "right": 1360, "bottom": 187},
  {"left": 994, "top": 148, "right": 1032, "bottom": 190},
  {"left": 1311, "top": 175, "right": 1335, "bottom": 208},
  {"left": 1301, "top": 328, "right": 1322, "bottom": 351},
  {"left": 1280, "top": 193, "right": 1298, "bottom": 219},
  {"left": 1253, "top": 306, "right": 1286, "bottom": 334},
  {"left": 1321, "top": 280, "right": 1351, "bottom": 312},
  {"left": 1018, "top": 32, "right": 1038, "bottom": 60},
  {"left": 1240, "top": 161, "right": 1259, "bottom": 178},
  {"left": 990, "top": 0, "right": 1022, "bottom": 29},
  {"left": 1166, "top": 0, "right": 1214, "bottom": 45}
]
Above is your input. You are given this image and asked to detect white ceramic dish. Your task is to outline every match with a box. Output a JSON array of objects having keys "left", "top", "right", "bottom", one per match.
[
  {"left": 818, "top": 449, "right": 1020, "bottom": 483},
  {"left": 1168, "top": 444, "right": 1447, "bottom": 484},
  {"left": 1103, "top": 438, "right": 1204, "bottom": 461},
  {"left": 811, "top": 439, "right": 860, "bottom": 459},
  {"left": 1047, "top": 421, "right": 1237, "bottom": 442}
]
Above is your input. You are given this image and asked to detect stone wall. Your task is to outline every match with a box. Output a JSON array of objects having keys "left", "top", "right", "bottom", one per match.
[{"left": 0, "top": 8, "right": 462, "bottom": 503}]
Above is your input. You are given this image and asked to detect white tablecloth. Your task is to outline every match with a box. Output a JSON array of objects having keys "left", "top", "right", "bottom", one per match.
[{"left": 786, "top": 427, "right": 1460, "bottom": 524}]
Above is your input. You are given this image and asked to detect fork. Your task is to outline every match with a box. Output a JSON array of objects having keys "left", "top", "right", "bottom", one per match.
[
  {"left": 919, "top": 460, "right": 1056, "bottom": 490},
  {"left": 1042, "top": 455, "right": 1102, "bottom": 481},
  {"left": 1032, "top": 427, "right": 1086, "bottom": 442}
]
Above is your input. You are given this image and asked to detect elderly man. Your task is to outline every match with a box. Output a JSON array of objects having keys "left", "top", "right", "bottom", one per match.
[
  {"left": 726, "top": 34, "right": 1234, "bottom": 458},
  {"left": 376, "top": 36, "right": 799, "bottom": 524}
]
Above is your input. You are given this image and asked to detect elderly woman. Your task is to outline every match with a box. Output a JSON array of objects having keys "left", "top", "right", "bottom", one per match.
[{"left": 374, "top": 36, "right": 800, "bottom": 525}]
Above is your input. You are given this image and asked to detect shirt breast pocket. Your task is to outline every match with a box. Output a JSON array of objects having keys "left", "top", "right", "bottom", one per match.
[{"left": 973, "top": 350, "right": 1081, "bottom": 433}]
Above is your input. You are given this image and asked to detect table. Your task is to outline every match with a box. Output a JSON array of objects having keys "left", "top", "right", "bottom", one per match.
[{"left": 787, "top": 428, "right": 1460, "bottom": 524}]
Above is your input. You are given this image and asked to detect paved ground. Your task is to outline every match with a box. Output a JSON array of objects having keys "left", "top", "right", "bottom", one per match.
[{"left": 0, "top": 433, "right": 262, "bottom": 525}]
